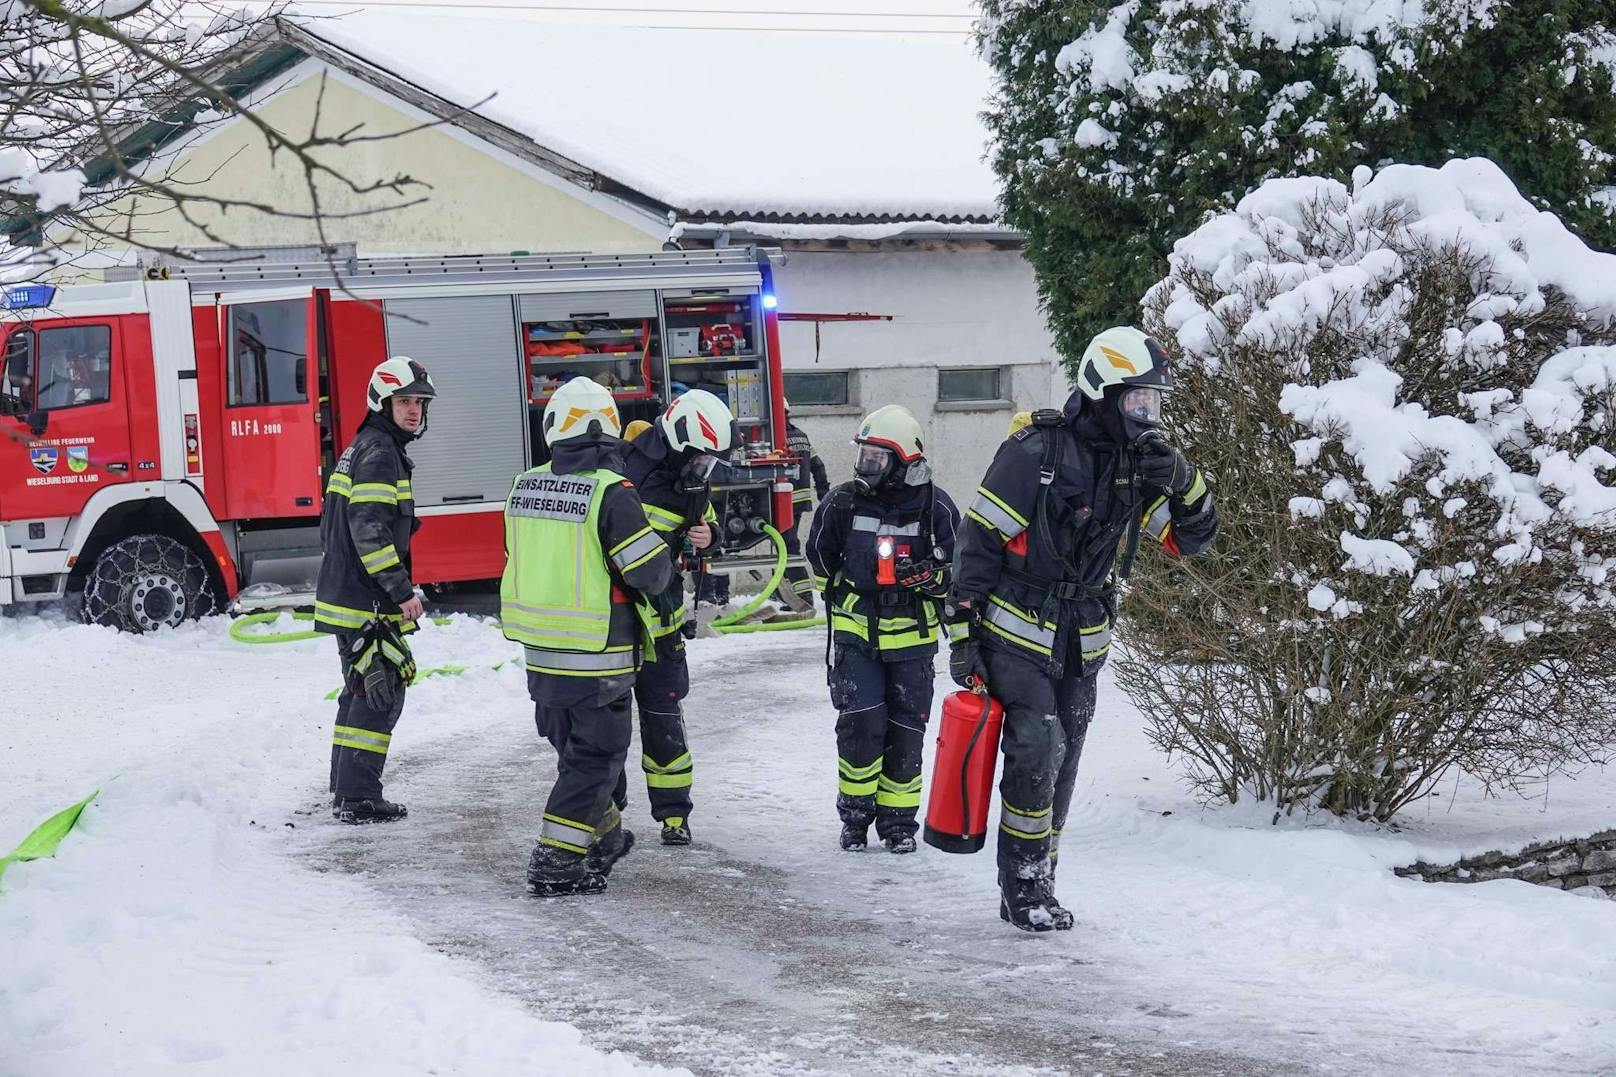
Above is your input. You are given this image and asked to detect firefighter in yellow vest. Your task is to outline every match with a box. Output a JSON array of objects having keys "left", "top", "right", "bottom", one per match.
[{"left": 502, "top": 377, "right": 675, "bottom": 897}]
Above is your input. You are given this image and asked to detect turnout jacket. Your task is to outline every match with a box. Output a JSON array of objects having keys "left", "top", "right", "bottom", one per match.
[
  {"left": 509, "top": 439, "right": 675, "bottom": 696},
  {"left": 951, "top": 409, "right": 1218, "bottom": 675},
  {"left": 315, "top": 414, "right": 419, "bottom": 634},
  {"left": 785, "top": 419, "right": 830, "bottom": 509},
  {"left": 622, "top": 427, "right": 719, "bottom": 639},
  {"left": 807, "top": 479, "right": 960, "bottom": 663}
]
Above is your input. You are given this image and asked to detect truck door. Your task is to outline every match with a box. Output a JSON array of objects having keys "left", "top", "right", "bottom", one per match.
[
  {"left": 0, "top": 317, "right": 135, "bottom": 520},
  {"left": 216, "top": 296, "right": 323, "bottom": 519}
]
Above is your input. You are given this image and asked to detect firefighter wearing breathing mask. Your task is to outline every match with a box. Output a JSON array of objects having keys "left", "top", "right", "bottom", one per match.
[
  {"left": 620, "top": 388, "right": 737, "bottom": 847},
  {"left": 807, "top": 405, "right": 959, "bottom": 854},
  {"left": 947, "top": 327, "right": 1218, "bottom": 932}
]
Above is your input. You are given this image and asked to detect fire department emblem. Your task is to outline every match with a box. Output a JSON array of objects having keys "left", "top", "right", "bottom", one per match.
[
  {"left": 29, "top": 446, "right": 57, "bottom": 475},
  {"left": 67, "top": 446, "right": 88, "bottom": 473}
]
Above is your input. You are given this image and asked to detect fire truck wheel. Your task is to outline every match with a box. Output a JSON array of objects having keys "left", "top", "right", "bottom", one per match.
[{"left": 82, "top": 534, "right": 216, "bottom": 633}]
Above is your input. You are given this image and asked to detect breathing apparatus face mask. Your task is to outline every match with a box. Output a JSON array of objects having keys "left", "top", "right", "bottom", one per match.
[
  {"left": 1118, "top": 385, "right": 1164, "bottom": 446},
  {"left": 853, "top": 443, "right": 896, "bottom": 494},
  {"left": 678, "top": 450, "right": 722, "bottom": 492}
]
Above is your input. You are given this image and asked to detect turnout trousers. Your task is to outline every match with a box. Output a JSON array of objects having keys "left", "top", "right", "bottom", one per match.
[
  {"left": 329, "top": 629, "right": 407, "bottom": 802},
  {"left": 632, "top": 635, "right": 694, "bottom": 822},
  {"left": 533, "top": 677, "right": 634, "bottom": 855},
  {"left": 985, "top": 644, "right": 1098, "bottom": 878},
  {"left": 829, "top": 644, "right": 936, "bottom": 840}
]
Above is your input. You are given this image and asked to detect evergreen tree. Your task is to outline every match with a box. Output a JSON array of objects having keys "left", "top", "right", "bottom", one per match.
[{"left": 978, "top": 1, "right": 1616, "bottom": 374}]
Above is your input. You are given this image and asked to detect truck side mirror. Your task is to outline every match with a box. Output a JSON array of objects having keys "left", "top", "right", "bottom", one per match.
[{"left": 26, "top": 409, "right": 46, "bottom": 436}]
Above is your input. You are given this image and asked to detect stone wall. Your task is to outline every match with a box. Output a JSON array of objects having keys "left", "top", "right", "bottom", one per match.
[{"left": 1396, "top": 830, "right": 1616, "bottom": 898}]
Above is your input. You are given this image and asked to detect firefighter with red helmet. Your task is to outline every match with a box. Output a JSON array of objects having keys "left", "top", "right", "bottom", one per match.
[
  {"left": 619, "top": 388, "right": 737, "bottom": 846},
  {"left": 315, "top": 356, "right": 437, "bottom": 825},
  {"left": 807, "top": 405, "right": 959, "bottom": 854},
  {"left": 947, "top": 328, "right": 1218, "bottom": 931},
  {"left": 505, "top": 377, "right": 675, "bottom": 897}
]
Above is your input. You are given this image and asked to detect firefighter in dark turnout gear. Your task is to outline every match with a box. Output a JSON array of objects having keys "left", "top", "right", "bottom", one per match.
[
  {"left": 808, "top": 405, "right": 959, "bottom": 854},
  {"left": 948, "top": 328, "right": 1218, "bottom": 932},
  {"left": 620, "top": 388, "right": 736, "bottom": 846},
  {"left": 505, "top": 377, "right": 675, "bottom": 897},
  {"left": 316, "top": 356, "right": 436, "bottom": 825},
  {"left": 782, "top": 401, "right": 831, "bottom": 608}
]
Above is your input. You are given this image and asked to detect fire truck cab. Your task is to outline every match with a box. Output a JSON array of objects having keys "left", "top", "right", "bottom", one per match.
[{"left": 0, "top": 248, "right": 798, "bottom": 631}]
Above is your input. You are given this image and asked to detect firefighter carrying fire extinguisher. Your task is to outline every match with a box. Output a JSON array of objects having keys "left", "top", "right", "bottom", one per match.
[
  {"left": 503, "top": 377, "right": 675, "bottom": 896},
  {"left": 620, "top": 388, "right": 738, "bottom": 847},
  {"left": 807, "top": 404, "right": 959, "bottom": 854},
  {"left": 945, "top": 327, "right": 1218, "bottom": 931},
  {"left": 315, "top": 356, "right": 438, "bottom": 825}
]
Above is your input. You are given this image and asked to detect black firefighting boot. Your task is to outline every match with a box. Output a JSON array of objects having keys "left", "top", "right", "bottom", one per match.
[
  {"left": 839, "top": 821, "right": 869, "bottom": 851},
  {"left": 526, "top": 844, "right": 607, "bottom": 897},
  {"left": 332, "top": 797, "right": 408, "bottom": 825},
  {"left": 998, "top": 871, "right": 1074, "bottom": 933},
  {"left": 882, "top": 834, "right": 918, "bottom": 854},
  {"left": 660, "top": 817, "right": 692, "bottom": 846},
  {"left": 586, "top": 826, "right": 636, "bottom": 877}
]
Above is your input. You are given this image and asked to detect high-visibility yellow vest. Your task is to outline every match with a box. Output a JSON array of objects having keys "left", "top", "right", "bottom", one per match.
[{"left": 500, "top": 464, "right": 648, "bottom": 664}]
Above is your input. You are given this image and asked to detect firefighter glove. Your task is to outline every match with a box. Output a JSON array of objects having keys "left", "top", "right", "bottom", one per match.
[
  {"left": 950, "top": 638, "right": 989, "bottom": 691},
  {"left": 1138, "top": 437, "right": 1197, "bottom": 499},
  {"left": 345, "top": 620, "right": 415, "bottom": 708},
  {"left": 895, "top": 558, "right": 946, "bottom": 597}
]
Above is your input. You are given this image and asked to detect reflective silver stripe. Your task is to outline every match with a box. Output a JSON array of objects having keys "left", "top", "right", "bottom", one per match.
[
  {"left": 1080, "top": 622, "right": 1112, "bottom": 657},
  {"left": 523, "top": 645, "right": 637, "bottom": 672},
  {"left": 1000, "top": 801, "right": 1052, "bottom": 838},
  {"left": 968, "top": 488, "right": 1027, "bottom": 538},
  {"left": 540, "top": 813, "right": 594, "bottom": 851},
  {"left": 610, "top": 529, "right": 666, "bottom": 572},
  {"left": 984, "top": 600, "right": 1055, "bottom": 649},
  {"left": 503, "top": 599, "right": 610, "bottom": 624},
  {"left": 1143, "top": 496, "right": 1172, "bottom": 540},
  {"left": 851, "top": 516, "right": 922, "bottom": 536}
]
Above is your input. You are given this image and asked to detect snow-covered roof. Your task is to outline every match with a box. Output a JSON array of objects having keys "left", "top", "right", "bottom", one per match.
[{"left": 299, "top": 13, "right": 1000, "bottom": 223}]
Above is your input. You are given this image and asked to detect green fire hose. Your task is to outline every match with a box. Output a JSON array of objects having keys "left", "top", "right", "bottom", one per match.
[
  {"left": 230, "top": 611, "right": 453, "bottom": 645},
  {"left": 709, "top": 523, "right": 823, "bottom": 634}
]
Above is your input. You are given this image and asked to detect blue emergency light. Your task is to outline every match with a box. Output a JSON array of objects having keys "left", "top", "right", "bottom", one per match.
[
  {"left": 2, "top": 284, "right": 56, "bottom": 310},
  {"left": 761, "top": 293, "right": 778, "bottom": 310}
]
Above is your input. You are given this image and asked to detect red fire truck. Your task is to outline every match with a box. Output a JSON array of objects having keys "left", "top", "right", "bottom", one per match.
[{"left": 0, "top": 248, "right": 798, "bottom": 631}]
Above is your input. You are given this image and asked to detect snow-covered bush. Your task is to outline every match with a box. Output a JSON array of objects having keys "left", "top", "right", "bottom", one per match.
[
  {"left": 976, "top": 0, "right": 1616, "bottom": 373},
  {"left": 1116, "top": 159, "right": 1616, "bottom": 822}
]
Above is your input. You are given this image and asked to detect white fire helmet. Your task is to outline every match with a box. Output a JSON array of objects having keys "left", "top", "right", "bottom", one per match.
[
  {"left": 853, "top": 404, "right": 930, "bottom": 490},
  {"left": 1073, "top": 327, "right": 1174, "bottom": 402},
  {"left": 366, "top": 356, "right": 437, "bottom": 412},
  {"left": 543, "top": 376, "right": 621, "bottom": 446},
  {"left": 658, "top": 388, "right": 736, "bottom": 455}
]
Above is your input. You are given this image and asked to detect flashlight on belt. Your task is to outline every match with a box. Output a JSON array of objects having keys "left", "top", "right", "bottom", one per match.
[{"left": 876, "top": 534, "right": 897, "bottom": 586}]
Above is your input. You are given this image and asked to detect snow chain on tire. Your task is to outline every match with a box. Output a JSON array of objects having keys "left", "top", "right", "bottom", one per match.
[{"left": 81, "top": 534, "right": 218, "bottom": 633}]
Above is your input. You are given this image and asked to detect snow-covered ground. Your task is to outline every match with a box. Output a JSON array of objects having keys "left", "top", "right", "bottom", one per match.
[{"left": 3, "top": 610, "right": 1613, "bottom": 1076}]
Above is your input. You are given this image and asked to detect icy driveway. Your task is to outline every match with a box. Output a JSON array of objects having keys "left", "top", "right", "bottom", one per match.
[{"left": 4, "top": 613, "right": 1614, "bottom": 1075}]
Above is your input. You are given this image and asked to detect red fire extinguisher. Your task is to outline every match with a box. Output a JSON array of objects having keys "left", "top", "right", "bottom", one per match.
[{"left": 922, "top": 686, "right": 1005, "bottom": 853}]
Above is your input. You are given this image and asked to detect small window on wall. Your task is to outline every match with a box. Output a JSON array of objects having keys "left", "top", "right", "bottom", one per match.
[
  {"left": 783, "top": 370, "right": 851, "bottom": 407},
  {"left": 36, "top": 325, "right": 112, "bottom": 410},
  {"left": 229, "top": 300, "right": 307, "bottom": 406},
  {"left": 938, "top": 367, "right": 1004, "bottom": 404}
]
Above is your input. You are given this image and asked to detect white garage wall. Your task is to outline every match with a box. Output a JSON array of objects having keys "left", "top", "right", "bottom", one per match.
[{"left": 771, "top": 249, "right": 1068, "bottom": 507}]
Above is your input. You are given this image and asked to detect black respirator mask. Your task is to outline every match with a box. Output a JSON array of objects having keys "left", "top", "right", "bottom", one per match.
[
  {"left": 1116, "top": 385, "right": 1163, "bottom": 447},
  {"left": 678, "top": 450, "right": 723, "bottom": 493},
  {"left": 853, "top": 443, "right": 932, "bottom": 495}
]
